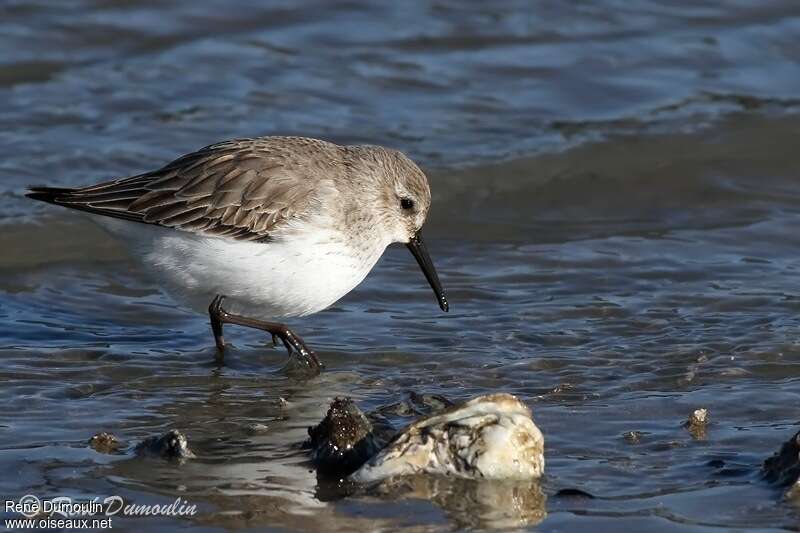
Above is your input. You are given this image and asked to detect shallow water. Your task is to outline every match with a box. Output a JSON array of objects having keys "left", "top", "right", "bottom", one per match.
[{"left": 3, "top": 0, "right": 800, "bottom": 531}]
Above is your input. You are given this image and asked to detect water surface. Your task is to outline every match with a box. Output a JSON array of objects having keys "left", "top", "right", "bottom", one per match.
[{"left": 2, "top": 1, "right": 800, "bottom": 530}]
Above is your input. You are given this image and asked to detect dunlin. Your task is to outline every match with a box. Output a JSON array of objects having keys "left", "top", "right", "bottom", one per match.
[{"left": 27, "top": 136, "right": 448, "bottom": 372}]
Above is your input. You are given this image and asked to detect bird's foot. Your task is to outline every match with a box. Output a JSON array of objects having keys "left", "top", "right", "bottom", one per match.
[
  {"left": 274, "top": 329, "right": 323, "bottom": 377},
  {"left": 207, "top": 294, "right": 322, "bottom": 376}
]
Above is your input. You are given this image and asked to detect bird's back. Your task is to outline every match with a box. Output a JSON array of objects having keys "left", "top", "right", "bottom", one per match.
[{"left": 27, "top": 136, "right": 348, "bottom": 243}]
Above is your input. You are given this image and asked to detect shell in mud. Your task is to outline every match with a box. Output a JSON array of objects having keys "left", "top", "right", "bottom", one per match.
[{"left": 350, "top": 393, "right": 544, "bottom": 482}]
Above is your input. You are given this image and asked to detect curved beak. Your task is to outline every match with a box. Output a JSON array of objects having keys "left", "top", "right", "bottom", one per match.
[{"left": 406, "top": 230, "right": 449, "bottom": 312}]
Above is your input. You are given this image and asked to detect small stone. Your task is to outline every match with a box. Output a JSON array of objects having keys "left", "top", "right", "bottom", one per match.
[
  {"left": 245, "top": 423, "right": 270, "bottom": 434},
  {"left": 687, "top": 408, "right": 708, "bottom": 426},
  {"left": 684, "top": 408, "right": 709, "bottom": 439},
  {"left": 549, "top": 383, "right": 574, "bottom": 395},
  {"left": 307, "top": 397, "right": 383, "bottom": 477},
  {"left": 135, "top": 429, "right": 195, "bottom": 461},
  {"left": 764, "top": 430, "right": 800, "bottom": 490},
  {"left": 623, "top": 431, "right": 643, "bottom": 445},
  {"left": 89, "top": 432, "right": 121, "bottom": 454}
]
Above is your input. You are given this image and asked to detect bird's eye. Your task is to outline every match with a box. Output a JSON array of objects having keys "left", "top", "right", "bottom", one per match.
[{"left": 400, "top": 197, "right": 415, "bottom": 210}]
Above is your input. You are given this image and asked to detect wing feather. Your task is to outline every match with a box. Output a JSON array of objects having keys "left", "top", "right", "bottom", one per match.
[{"left": 26, "top": 137, "right": 336, "bottom": 242}]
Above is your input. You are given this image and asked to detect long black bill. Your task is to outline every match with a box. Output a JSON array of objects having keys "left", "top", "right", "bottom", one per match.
[{"left": 406, "top": 230, "right": 449, "bottom": 312}]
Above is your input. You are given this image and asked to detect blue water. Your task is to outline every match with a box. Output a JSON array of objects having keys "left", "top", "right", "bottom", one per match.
[{"left": 2, "top": 1, "right": 800, "bottom": 530}]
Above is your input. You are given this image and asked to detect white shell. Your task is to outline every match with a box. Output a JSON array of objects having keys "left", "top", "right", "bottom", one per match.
[{"left": 351, "top": 393, "right": 544, "bottom": 482}]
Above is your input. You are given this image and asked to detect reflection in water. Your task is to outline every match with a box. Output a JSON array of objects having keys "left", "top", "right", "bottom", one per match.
[
  {"left": 3, "top": 0, "right": 800, "bottom": 530},
  {"left": 367, "top": 475, "right": 547, "bottom": 530},
  {"left": 314, "top": 475, "right": 546, "bottom": 530}
]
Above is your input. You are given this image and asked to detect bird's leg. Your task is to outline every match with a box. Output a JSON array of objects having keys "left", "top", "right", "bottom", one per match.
[
  {"left": 207, "top": 294, "right": 322, "bottom": 374},
  {"left": 209, "top": 295, "right": 226, "bottom": 351}
]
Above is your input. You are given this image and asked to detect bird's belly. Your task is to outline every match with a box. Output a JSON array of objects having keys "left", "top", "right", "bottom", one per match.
[{"left": 134, "top": 226, "right": 384, "bottom": 318}]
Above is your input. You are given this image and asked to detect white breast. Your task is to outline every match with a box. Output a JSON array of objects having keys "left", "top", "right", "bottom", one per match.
[{"left": 98, "top": 217, "right": 388, "bottom": 318}]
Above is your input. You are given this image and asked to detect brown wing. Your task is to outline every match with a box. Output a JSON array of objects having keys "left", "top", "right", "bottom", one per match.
[{"left": 27, "top": 138, "right": 329, "bottom": 242}]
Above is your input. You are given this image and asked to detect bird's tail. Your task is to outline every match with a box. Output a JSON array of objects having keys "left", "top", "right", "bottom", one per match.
[
  {"left": 26, "top": 186, "right": 77, "bottom": 205},
  {"left": 25, "top": 182, "right": 147, "bottom": 223}
]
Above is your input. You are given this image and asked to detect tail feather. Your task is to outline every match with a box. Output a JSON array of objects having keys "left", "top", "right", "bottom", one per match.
[
  {"left": 26, "top": 185, "right": 145, "bottom": 223},
  {"left": 26, "top": 186, "right": 77, "bottom": 204}
]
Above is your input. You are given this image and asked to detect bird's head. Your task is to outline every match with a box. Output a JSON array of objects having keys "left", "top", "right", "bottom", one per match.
[{"left": 353, "top": 146, "right": 448, "bottom": 313}]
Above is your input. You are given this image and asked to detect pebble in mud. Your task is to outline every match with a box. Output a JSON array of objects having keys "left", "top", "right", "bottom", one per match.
[
  {"left": 684, "top": 408, "right": 709, "bottom": 439},
  {"left": 134, "top": 429, "right": 195, "bottom": 461},
  {"left": 89, "top": 432, "right": 122, "bottom": 454}
]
